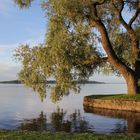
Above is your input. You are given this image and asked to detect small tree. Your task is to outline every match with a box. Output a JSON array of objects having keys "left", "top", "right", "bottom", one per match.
[{"left": 14, "top": 0, "right": 140, "bottom": 102}]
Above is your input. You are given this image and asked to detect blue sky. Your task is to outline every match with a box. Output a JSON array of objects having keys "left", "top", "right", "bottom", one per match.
[
  {"left": 0, "top": 0, "right": 46, "bottom": 80},
  {"left": 0, "top": 0, "right": 125, "bottom": 82}
]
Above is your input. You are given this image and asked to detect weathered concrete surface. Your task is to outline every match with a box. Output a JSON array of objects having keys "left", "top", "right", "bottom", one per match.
[{"left": 83, "top": 96, "right": 140, "bottom": 112}]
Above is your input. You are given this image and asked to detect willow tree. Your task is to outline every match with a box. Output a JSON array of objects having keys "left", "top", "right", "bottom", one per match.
[{"left": 14, "top": 0, "right": 140, "bottom": 102}]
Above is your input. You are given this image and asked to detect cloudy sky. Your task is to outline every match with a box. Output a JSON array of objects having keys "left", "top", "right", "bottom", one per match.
[
  {"left": 0, "top": 0, "right": 125, "bottom": 83},
  {"left": 0, "top": 0, "right": 46, "bottom": 81}
]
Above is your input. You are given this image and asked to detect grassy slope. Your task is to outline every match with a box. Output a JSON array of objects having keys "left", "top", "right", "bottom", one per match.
[
  {"left": 86, "top": 94, "right": 140, "bottom": 101},
  {"left": 0, "top": 132, "right": 140, "bottom": 140}
]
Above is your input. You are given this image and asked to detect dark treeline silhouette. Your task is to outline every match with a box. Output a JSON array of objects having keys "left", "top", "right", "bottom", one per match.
[
  {"left": 0, "top": 80, "right": 104, "bottom": 84},
  {"left": 19, "top": 108, "right": 89, "bottom": 132}
]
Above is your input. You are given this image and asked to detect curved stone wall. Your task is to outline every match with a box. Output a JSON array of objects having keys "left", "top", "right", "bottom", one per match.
[{"left": 83, "top": 96, "right": 140, "bottom": 112}]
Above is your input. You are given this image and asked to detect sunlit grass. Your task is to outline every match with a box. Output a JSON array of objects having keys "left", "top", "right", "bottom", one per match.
[
  {"left": 86, "top": 94, "right": 140, "bottom": 101},
  {"left": 0, "top": 131, "right": 139, "bottom": 140}
]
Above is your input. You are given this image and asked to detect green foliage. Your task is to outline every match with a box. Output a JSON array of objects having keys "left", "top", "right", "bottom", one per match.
[
  {"left": 14, "top": 0, "right": 140, "bottom": 101},
  {"left": 15, "top": 45, "right": 48, "bottom": 100},
  {"left": 14, "top": 0, "right": 34, "bottom": 8},
  {"left": 14, "top": 7, "right": 103, "bottom": 101},
  {"left": 87, "top": 94, "right": 140, "bottom": 101},
  {"left": 0, "top": 131, "right": 140, "bottom": 140}
]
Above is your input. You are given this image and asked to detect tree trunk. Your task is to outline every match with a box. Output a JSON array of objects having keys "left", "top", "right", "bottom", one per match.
[
  {"left": 125, "top": 74, "right": 138, "bottom": 95},
  {"left": 91, "top": 19, "right": 140, "bottom": 96},
  {"left": 92, "top": 20, "right": 138, "bottom": 95}
]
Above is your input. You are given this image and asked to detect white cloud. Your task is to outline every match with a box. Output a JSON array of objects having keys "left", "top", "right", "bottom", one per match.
[
  {"left": 0, "top": 63, "right": 19, "bottom": 81},
  {"left": 0, "top": 43, "right": 17, "bottom": 55},
  {"left": 0, "top": 37, "right": 44, "bottom": 81},
  {"left": 0, "top": 37, "right": 43, "bottom": 56}
]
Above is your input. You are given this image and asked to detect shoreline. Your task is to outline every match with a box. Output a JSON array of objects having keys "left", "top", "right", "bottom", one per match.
[{"left": 83, "top": 94, "right": 140, "bottom": 112}]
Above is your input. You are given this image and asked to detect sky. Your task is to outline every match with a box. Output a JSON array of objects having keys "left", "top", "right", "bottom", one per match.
[
  {"left": 0, "top": 0, "right": 125, "bottom": 83},
  {"left": 0, "top": 0, "right": 46, "bottom": 81}
]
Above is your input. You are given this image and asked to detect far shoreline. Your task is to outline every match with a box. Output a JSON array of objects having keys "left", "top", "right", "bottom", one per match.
[{"left": 0, "top": 80, "right": 105, "bottom": 84}]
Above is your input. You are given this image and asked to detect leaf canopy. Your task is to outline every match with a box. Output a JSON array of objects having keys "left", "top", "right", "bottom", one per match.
[{"left": 14, "top": 0, "right": 140, "bottom": 102}]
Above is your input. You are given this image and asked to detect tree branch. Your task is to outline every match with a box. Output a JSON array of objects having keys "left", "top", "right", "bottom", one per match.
[
  {"left": 83, "top": 57, "right": 108, "bottom": 66},
  {"left": 94, "top": 57, "right": 108, "bottom": 64},
  {"left": 94, "top": 0, "right": 106, "bottom": 5},
  {"left": 129, "top": 8, "right": 140, "bottom": 27},
  {"left": 90, "top": 19, "right": 134, "bottom": 79},
  {"left": 91, "top": 0, "right": 106, "bottom": 21},
  {"left": 111, "top": 0, "right": 129, "bottom": 30},
  {"left": 111, "top": 0, "right": 139, "bottom": 68}
]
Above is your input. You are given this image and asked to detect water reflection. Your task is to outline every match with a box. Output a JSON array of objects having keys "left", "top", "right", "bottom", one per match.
[
  {"left": 19, "top": 108, "right": 89, "bottom": 132},
  {"left": 0, "top": 84, "right": 133, "bottom": 134},
  {"left": 19, "top": 112, "right": 47, "bottom": 131},
  {"left": 84, "top": 106, "right": 140, "bottom": 133}
]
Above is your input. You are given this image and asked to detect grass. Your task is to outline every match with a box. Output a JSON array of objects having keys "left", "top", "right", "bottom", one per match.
[
  {"left": 0, "top": 131, "right": 140, "bottom": 140},
  {"left": 86, "top": 94, "right": 140, "bottom": 101}
]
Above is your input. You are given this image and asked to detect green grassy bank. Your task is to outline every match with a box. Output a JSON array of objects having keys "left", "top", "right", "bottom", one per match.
[
  {"left": 0, "top": 132, "right": 140, "bottom": 140},
  {"left": 86, "top": 94, "right": 140, "bottom": 101}
]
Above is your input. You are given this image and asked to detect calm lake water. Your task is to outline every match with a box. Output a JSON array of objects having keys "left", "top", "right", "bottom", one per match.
[{"left": 0, "top": 83, "right": 139, "bottom": 134}]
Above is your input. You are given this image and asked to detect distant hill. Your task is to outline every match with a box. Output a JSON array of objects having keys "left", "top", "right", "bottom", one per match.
[
  {"left": 0, "top": 80, "right": 21, "bottom": 84},
  {"left": 0, "top": 80, "right": 104, "bottom": 84}
]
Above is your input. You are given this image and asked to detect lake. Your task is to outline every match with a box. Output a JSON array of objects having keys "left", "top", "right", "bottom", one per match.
[{"left": 0, "top": 83, "right": 139, "bottom": 134}]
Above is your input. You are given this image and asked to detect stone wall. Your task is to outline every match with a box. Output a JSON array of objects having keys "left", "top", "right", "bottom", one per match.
[{"left": 83, "top": 96, "right": 140, "bottom": 112}]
